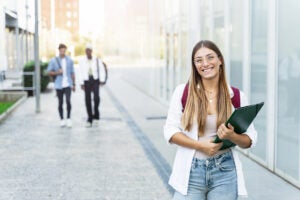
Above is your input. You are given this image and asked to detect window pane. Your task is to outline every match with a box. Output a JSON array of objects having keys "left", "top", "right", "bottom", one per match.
[
  {"left": 213, "top": 0, "right": 225, "bottom": 51},
  {"left": 277, "top": 0, "right": 300, "bottom": 181},
  {"left": 200, "top": 0, "right": 210, "bottom": 39},
  {"left": 229, "top": 0, "right": 243, "bottom": 88},
  {"left": 250, "top": 0, "right": 268, "bottom": 162}
]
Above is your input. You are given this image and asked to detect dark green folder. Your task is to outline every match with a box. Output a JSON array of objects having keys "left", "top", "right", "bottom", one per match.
[{"left": 214, "top": 102, "right": 264, "bottom": 150}]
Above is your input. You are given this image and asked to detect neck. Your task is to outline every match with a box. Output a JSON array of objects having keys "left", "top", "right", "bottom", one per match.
[
  {"left": 59, "top": 55, "right": 65, "bottom": 58},
  {"left": 87, "top": 55, "right": 92, "bottom": 59},
  {"left": 202, "top": 77, "right": 219, "bottom": 93}
]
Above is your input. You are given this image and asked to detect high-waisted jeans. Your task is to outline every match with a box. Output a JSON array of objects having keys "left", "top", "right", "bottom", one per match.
[{"left": 173, "top": 151, "right": 238, "bottom": 200}]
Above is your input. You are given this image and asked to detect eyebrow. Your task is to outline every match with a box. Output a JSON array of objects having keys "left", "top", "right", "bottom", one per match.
[{"left": 194, "top": 53, "right": 214, "bottom": 59}]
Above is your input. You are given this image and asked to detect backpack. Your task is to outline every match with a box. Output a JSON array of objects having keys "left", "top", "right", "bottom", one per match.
[
  {"left": 96, "top": 58, "right": 108, "bottom": 85},
  {"left": 181, "top": 83, "right": 240, "bottom": 112},
  {"left": 50, "top": 57, "right": 62, "bottom": 82},
  {"left": 180, "top": 83, "right": 241, "bottom": 149}
]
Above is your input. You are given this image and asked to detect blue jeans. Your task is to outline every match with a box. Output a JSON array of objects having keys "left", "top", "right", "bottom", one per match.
[
  {"left": 56, "top": 87, "right": 72, "bottom": 120},
  {"left": 173, "top": 151, "right": 237, "bottom": 200}
]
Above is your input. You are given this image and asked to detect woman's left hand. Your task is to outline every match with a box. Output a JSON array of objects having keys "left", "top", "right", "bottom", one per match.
[{"left": 217, "top": 123, "right": 236, "bottom": 140}]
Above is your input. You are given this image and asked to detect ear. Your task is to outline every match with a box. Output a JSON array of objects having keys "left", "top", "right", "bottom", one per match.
[{"left": 217, "top": 56, "right": 223, "bottom": 66}]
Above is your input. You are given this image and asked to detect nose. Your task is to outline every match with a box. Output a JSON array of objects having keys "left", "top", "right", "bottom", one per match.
[{"left": 202, "top": 58, "right": 209, "bottom": 67}]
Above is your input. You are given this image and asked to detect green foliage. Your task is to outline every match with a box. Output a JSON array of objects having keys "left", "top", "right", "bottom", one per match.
[
  {"left": 74, "top": 36, "right": 92, "bottom": 57},
  {"left": 0, "top": 102, "right": 14, "bottom": 114},
  {"left": 23, "top": 61, "right": 50, "bottom": 93},
  {"left": 75, "top": 44, "right": 86, "bottom": 56}
]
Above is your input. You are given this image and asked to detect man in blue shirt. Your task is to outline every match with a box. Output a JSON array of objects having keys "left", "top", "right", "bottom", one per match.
[{"left": 47, "top": 44, "right": 75, "bottom": 127}]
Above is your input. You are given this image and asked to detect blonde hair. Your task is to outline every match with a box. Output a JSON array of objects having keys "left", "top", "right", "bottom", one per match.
[{"left": 181, "top": 40, "right": 232, "bottom": 136}]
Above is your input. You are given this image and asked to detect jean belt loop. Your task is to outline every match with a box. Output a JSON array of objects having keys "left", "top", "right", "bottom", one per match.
[{"left": 214, "top": 156, "right": 219, "bottom": 167}]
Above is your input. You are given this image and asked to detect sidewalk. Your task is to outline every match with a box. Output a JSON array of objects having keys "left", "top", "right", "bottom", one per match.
[{"left": 0, "top": 85, "right": 171, "bottom": 199}]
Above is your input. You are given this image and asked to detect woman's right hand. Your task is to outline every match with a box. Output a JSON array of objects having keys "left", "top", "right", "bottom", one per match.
[{"left": 198, "top": 139, "right": 223, "bottom": 157}]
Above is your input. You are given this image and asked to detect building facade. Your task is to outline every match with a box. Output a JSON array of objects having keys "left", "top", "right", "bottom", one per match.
[
  {"left": 40, "top": 0, "right": 79, "bottom": 59},
  {"left": 40, "top": 0, "right": 79, "bottom": 36},
  {"left": 133, "top": 0, "right": 300, "bottom": 189},
  {"left": 0, "top": 0, "right": 35, "bottom": 76}
]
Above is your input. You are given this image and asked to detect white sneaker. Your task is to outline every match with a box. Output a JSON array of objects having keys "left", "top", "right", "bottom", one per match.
[
  {"left": 66, "top": 119, "right": 72, "bottom": 128},
  {"left": 60, "top": 120, "right": 66, "bottom": 127},
  {"left": 93, "top": 119, "right": 99, "bottom": 126},
  {"left": 85, "top": 122, "right": 92, "bottom": 128}
]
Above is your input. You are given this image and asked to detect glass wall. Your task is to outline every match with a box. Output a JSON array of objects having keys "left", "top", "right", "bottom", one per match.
[
  {"left": 6, "top": 28, "right": 16, "bottom": 70},
  {"left": 277, "top": 0, "right": 300, "bottom": 182},
  {"left": 229, "top": 0, "right": 244, "bottom": 88},
  {"left": 213, "top": 0, "right": 225, "bottom": 52},
  {"left": 179, "top": 0, "right": 189, "bottom": 83},
  {"left": 249, "top": 0, "right": 268, "bottom": 163},
  {"left": 158, "top": 0, "right": 300, "bottom": 188},
  {"left": 200, "top": 0, "right": 210, "bottom": 40}
]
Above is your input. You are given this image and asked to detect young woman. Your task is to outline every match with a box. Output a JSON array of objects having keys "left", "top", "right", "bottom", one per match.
[{"left": 164, "top": 40, "right": 257, "bottom": 200}]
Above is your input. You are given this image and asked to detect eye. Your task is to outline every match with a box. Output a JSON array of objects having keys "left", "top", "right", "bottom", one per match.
[
  {"left": 207, "top": 55, "right": 215, "bottom": 60},
  {"left": 194, "top": 59, "right": 202, "bottom": 65}
]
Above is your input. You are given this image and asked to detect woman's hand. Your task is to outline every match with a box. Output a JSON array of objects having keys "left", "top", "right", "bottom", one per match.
[
  {"left": 217, "top": 123, "right": 236, "bottom": 140},
  {"left": 217, "top": 123, "right": 252, "bottom": 148},
  {"left": 198, "top": 139, "right": 223, "bottom": 156}
]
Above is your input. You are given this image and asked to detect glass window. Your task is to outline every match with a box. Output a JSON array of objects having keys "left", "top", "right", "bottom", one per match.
[
  {"left": 200, "top": 0, "right": 211, "bottom": 40},
  {"left": 213, "top": 0, "right": 225, "bottom": 51},
  {"left": 67, "top": 21, "right": 72, "bottom": 27},
  {"left": 277, "top": 0, "right": 300, "bottom": 182},
  {"left": 66, "top": 11, "right": 71, "bottom": 18},
  {"left": 229, "top": 0, "right": 244, "bottom": 88},
  {"left": 250, "top": 0, "right": 268, "bottom": 163}
]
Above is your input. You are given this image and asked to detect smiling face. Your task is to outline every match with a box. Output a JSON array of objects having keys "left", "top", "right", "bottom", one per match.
[{"left": 193, "top": 47, "right": 222, "bottom": 80}]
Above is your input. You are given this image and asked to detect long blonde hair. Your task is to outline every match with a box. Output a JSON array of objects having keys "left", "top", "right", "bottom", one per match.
[{"left": 181, "top": 40, "right": 232, "bottom": 136}]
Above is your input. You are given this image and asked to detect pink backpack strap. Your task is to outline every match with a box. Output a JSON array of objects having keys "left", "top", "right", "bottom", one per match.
[
  {"left": 181, "top": 83, "right": 189, "bottom": 112},
  {"left": 181, "top": 83, "right": 241, "bottom": 112},
  {"left": 231, "top": 86, "right": 240, "bottom": 108}
]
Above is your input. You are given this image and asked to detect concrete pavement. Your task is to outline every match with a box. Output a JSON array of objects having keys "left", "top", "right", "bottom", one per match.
[{"left": 0, "top": 84, "right": 171, "bottom": 199}]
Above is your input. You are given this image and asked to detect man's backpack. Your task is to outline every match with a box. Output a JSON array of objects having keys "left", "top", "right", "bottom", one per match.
[
  {"left": 96, "top": 58, "right": 108, "bottom": 85},
  {"left": 50, "top": 57, "right": 62, "bottom": 82}
]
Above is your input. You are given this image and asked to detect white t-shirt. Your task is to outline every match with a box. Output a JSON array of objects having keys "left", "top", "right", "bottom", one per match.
[{"left": 61, "top": 58, "right": 69, "bottom": 88}]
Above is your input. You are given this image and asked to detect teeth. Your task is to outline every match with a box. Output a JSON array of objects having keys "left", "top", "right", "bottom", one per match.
[{"left": 203, "top": 68, "right": 212, "bottom": 72}]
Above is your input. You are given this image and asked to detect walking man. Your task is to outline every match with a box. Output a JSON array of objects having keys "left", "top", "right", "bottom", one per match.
[
  {"left": 47, "top": 43, "right": 75, "bottom": 127},
  {"left": 79, "top": 44, "right": 107, "bottom": 127}
]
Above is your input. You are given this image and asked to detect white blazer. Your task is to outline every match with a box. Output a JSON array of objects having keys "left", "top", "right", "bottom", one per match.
[
  {"left": 163, "top": 84, "right": 258, "bottom": 197},
  {"left": 78, "top": 57, "right": 106, "bottom": 85}
]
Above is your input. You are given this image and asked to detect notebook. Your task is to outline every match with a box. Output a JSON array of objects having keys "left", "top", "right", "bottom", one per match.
[{"left": 213, "top": 102, "right": 264, "bottom": 150}]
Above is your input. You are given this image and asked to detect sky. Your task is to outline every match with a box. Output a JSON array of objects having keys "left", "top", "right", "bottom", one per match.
[{"left": 79, "top": 0, "right": 104, "bottom": 36}]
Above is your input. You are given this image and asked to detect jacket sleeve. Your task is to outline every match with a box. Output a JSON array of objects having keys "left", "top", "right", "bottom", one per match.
[
  {"left": 70, "top": 59, "right": 75, "bottom": 75},
  {"left": 239, "top": 91, "right": 258, "bottom": 148},
  {"left": 163, "top": 84, "right": 185, "bottom": 144}
]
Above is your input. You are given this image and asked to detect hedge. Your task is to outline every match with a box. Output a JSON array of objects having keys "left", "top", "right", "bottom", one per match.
[{"left": 23, "top": 61, "right": 50, "bottom": 95}]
